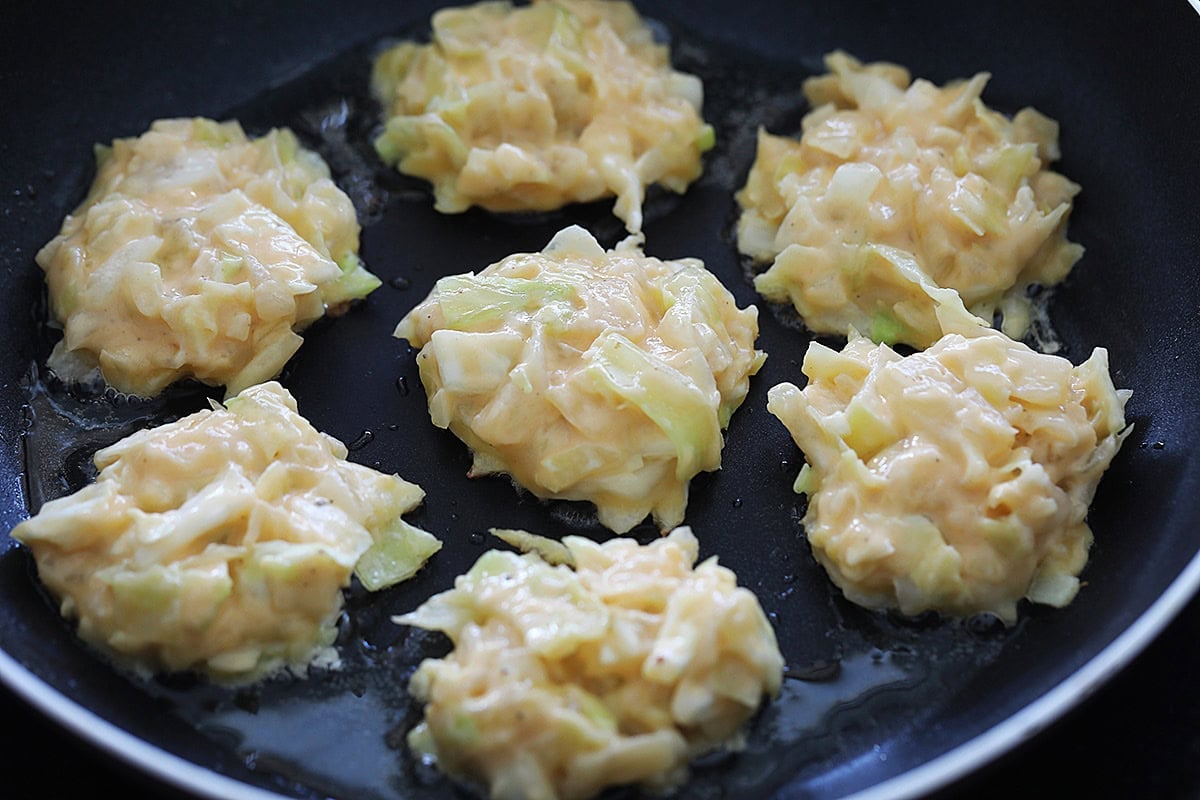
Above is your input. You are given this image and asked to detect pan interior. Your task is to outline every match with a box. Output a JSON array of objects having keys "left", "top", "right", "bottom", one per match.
[{"left": 1, "top": 2, "right": 1198, "bottom": 799}]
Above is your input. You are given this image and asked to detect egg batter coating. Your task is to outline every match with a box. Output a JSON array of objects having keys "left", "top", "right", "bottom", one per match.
[
  {"left": 10, "top": 382, "right": 440, "bottom": 682},
  {"left": 37, "top": 117, "right": 381, "bottom": 398},
  {"left": 767, "top": 313, "right": 1130, "bottom": 623},
  {"left": 395, "top": 225, "right": 765, "bottom": 534},
  {"left": 737, "top": 51, "right": 1083, "bottom": 348},
  {"left": 371, "top": 0, "right": 713, "bottom": 234},
  {"left": 396, "top": 527, "right": 784, "bottom": 800}
]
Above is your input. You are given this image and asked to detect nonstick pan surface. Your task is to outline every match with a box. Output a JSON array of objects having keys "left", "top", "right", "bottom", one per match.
[{"left": 2, "top": 2, "right": 1199, "bottom": 799}]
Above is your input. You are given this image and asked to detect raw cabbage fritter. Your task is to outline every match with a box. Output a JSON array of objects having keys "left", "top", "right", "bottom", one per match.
[
  {"left": 371, "top": 0, "right": 713, "bottom": 234},
  {"left": 767, "top": 311, "right": 1130, "bottom": 623},
  {"left": 737, "top": 51, "right": 1083, "bottom": 348},
  {"left": 36, "top": 117, "right": 381, "bottom": 398},
  {"left": 395, "top": 225, "right": 765, "bottom": 534},
  {"left": 396, "top": 527, "right": 784, "bottom": 800},
  {"left": 10, "top": 382, "right": 440, "bottom": 682}
]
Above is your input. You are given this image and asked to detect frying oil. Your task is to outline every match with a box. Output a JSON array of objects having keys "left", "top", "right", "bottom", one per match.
[
  {"left": 16, "top": 12, "right": 1025, "bottom": 800},
  {"left": 20, "top": 363, "right": 219, "bottom": 515}
]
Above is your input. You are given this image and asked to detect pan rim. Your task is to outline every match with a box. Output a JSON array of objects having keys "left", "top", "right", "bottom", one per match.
[
  {"left": 3, "top": 549, "right": 1199, "bottom": 800},
  {"left": 2, "top": 2, "right": 1198, "bottom": 797}
]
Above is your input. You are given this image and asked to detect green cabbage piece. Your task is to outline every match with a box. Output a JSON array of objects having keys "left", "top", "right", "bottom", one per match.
[
  {"left": 434, "top": 273, "right": 577, "bottom": 329},
  {"left": 323, "top": 252, "right": 383, "bottom": 307},
  {"left": 869, "top": 312, "right": 907, "bottom": 346},
  {"left": 582, "top": 330, "right": 721, "bottom": 480},
  {"left": 355, "top": 518, "right": 443, "bottom": 592}
]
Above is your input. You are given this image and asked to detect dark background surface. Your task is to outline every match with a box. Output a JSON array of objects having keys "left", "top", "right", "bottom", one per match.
[{"left": 2, "top": 1, "right": 1199, "bottom": 799}]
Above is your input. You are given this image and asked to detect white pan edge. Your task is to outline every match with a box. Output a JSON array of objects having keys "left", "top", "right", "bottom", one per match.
[{"left": 3, "top": 545, "right": 1199, "bottom": 800}]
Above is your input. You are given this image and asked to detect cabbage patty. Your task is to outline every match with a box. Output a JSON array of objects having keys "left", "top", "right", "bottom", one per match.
[
  {"left": 11, "top": 382, "right": 439, "bottom": 682},
  {"left": 395, "top": 225, "right": 765, "bottom": 533},
  {"left": 397, "top": 527, "right": 784, "bottom": 800},
  {"left": 768, "top": 312, "right": 1130, "bottom": 623},
  {"left": 371, "top": 0, "right": 713, "bottom": 234},
  {"left": 737, "top": 51, "right": 1083, "bottom": 348},
  {"left": 37, "top": 117, "right": 381, "bottom": 397}
]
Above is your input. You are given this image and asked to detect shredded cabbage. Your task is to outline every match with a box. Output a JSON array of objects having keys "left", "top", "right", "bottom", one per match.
[
  {"left": 767, "top": 323, "right": 1131, "bottom": 623},
  {"left": 395, "top": 527, "right": 783, "bottom": 800},
  {"left": 11, "top": 382, "right": 437, "bottom": 681},
  {"left": 36, "top": 117, "right": 380, "bottom": 397},
  {"left": 396, "top": 225, "right": 764, "bottom": 533},
  {"left": 737, "top": 50, "right": 1083, "bottom": 348},
  {"left": 371, "top": 0, "right": 711, "bottom": 234}
]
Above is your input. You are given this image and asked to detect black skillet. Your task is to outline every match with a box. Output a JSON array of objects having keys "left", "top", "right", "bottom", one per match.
[{"left": 2, "top": 1, "right": 1199, "bottom": 798}]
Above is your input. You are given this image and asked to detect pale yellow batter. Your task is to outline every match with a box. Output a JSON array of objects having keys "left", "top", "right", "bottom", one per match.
[
  {"left": 37, "top": 118, "right": 380, "bottom": 397},
  {"left": 768, "top": 310, "right": 1130, "bottom": 622},
  {"left": 737, "top": 51, "right": 1082, "bottom": 348},
  {"left": 398, "top": 527, "right": 784, "bottom": 800},
  {"left": 371, "top": 0, "right": 713, "bottom": 234},
  {"left": 396, "top": 225, "right": 765, "bottom": 533},
  {"left": 11, "top": 382, "right": 440, "bottom": 681}
]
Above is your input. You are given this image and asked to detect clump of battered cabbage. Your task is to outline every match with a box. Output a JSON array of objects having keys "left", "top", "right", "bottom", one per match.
[
  {"left": 10, "top": 382, "right": 440, "bottom": 682},
  {"left": 37, "top": 117, "right": 381, "bottom": 398},
  {"left": 767, "top": 309, "right": 1130, "bottom": 623},
  {"left": 737, "top": 50, "right": 1083, "bottom": 348},
  {"left": 396, "top": 527, "right": 784, "bottom": 800},
  {"left": 395, "top": 225, "right": 765, "bottom": 534},
  {"left": 371, "top": 0, "right": 714, "bottom": 234}
]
